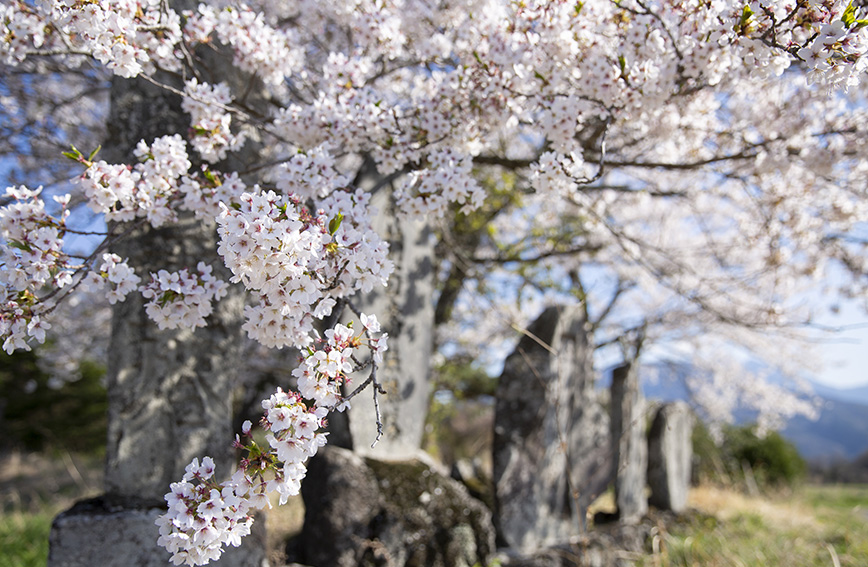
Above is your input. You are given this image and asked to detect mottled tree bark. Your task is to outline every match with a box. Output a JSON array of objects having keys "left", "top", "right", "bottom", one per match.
[
  {"left": 48, "top": 4, "right": 266, "bottom": 563},
  {"left": 100, "top": 76, "right": 247, "bottom": 504}
]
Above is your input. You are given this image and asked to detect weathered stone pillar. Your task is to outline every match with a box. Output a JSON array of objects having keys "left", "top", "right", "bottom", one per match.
[
  {"left": 493, "top": 305, "right": 608, "bottom": 553},
  {"left": 610, "top": 363, "right": 648, "bottom": 524},
  {"left": 647, "top": 401, "right": 693, "bottom": 513},
  {"left": 48, "top": 37, "right": 267, "bottom": 566},
  {"left": 344, "top": 180, "right": 435, "bottom": 459}
]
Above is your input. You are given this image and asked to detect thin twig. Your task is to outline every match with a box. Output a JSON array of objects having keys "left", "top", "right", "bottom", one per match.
[
  {"left": 370, "top": 362, "right": 386, "bottom": 448},
  {"left": 334, "top": 299, "right": 388, "bottom": 447}
]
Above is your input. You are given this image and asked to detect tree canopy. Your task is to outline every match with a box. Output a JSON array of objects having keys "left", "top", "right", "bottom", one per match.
[{"left": 2, "top": 0, "right": 868, "bottom": 564}]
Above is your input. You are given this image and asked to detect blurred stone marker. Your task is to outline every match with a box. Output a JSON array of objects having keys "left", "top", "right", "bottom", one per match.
[
  {"left": 493, "top": 305, "right": 609, "bottom": 553},
  {"left": 610, "top": 363, "right": 648, "bottom": 524},
  {"left": 647, "top": 401, "right": 693, "bottom": 512}
]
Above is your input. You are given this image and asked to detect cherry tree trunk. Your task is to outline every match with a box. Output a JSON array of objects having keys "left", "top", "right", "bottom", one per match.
[
  {"left": 48, "top": 50, "right": 266, "bottom": 567},
  {"left": 341, "top": 165, "right": 435, "bottom": 459},
  {"left": 99, "top": 79, "right": 245, "bottom": 503}
]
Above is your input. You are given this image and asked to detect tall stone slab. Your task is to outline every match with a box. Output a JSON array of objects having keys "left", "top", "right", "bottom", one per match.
[
  {"left": 49, "top": 31, "right": 267, "bottom": 566},
  {"left": 345, "top": 174, "right": 435, "bottom": 459},
  {"left": 647, "top": 401, "right": 693, "bottom": 512},
  {"left": 493, "top": 305, "right": 609, "bottom": 553},
  {"left": 610, "top": 363, "right": 648, "bottom": 524}
]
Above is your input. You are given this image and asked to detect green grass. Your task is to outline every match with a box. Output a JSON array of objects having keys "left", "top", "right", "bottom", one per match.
[
  {"left": 1, "top": 451, "right": 103, "bottom": 567},
  {"left": 0, "top": 508, "right": 55, "bottom": 567},
  {"left": 643, "top": 484, "right": 868, "bottom": 567}
]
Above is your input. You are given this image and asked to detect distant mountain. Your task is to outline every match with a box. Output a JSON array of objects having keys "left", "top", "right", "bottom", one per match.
[
  {"left": 601, "top": 362, "right": 868, "bottom": 461},
  {"left": 782, "top": 396, "right": 868, "bottom": 460},
  {"left": 808, "top": 381, "right": 868, "bottom": 407}
]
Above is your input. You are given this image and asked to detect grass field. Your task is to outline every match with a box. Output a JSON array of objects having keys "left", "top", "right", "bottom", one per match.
[
  {"left": 642, "top": 484, "right": 868, "bottom": 567},
  {"left": 0, "top": 451, "right": 101, "bottom": 567}
]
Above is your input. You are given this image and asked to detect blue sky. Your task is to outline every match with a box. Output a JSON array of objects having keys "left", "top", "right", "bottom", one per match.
[{"left": 814, "top": 307, "right": 868, "bottom": 388}]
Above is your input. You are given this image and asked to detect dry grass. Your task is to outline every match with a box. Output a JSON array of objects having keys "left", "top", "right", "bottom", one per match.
[
  {"left": 0, "top": 450, "right": 102, "bottom": 513},
  {"left": 0, "top": 450, "right": 103, "bottom": 567},
  {"left": 641, "top": 484, "right": 868, "bottom": 567},
  {"left": 688, "top": 484, "right": 819, "bottom": 531}
]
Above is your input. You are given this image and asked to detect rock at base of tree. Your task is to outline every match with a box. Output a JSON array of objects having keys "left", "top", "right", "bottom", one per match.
[
  {"left": 647, "top": 401, "right": 693, "bottom": 513},
  {"left": 450, "top": 457, "right": 495, "bottom": 512},
  {"left": 47, "top": 495, "right": 266, "bottom": 567},
  {"left": 298, "top": 446, "right": 495, "bottom": 567}
]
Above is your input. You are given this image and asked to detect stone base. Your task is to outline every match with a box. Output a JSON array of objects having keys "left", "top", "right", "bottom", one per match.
[{"left": 47, "top": 495, "right": 267, "bottom": 567}]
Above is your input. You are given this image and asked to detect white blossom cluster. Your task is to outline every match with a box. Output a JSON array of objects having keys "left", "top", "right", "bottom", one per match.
[
  {"left": 157, "top": 319, "right": 384, "bottom": 565},
  {"left": 0, "top": 186, "right": 72, "bottom": 353},
  {"left": 140, "top": 263, "right": 229, "bottom": 330},
  {"left": 1, "top": 1, "right": 182, "bottom": 77},
  {"left": 395, "top": 148, "right": 485, "bottom": 217},
  {"left": 78, "top": 134, "right": 191, "bottom": 227},
  {"left": 156, "top": 457, "right": 256, "bottom": 566},
  {"left": 217, "top": 188, "right": 393, "bottom": 349},
  {"left": 269, "top": 144, "right": 350, "bottom": 200},
  {"left": 529, "top": 151, "right": 592, "bottom": 198},
  {"left": 179, "top": 171, "right": 247, "bottom": 221},
  {"left": 83, "top": 253, "right": 142, "bottom": 306},
  {"left": 293, "top": 316, "right": 387, "bottom": 408},
  {"left": 182, "top": 80, "right": 246, "bottom": 164},
  {"left": 183, "top": 4, "right": 303, "bottom": 88}
]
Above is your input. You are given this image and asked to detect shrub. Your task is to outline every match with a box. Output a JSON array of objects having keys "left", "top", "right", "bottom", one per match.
[
  {"left": 723, "top": 425, "right": 806, "bottom": 487},
  {"left": 0, "top": 350, "right": 107, "bottom": 455},
  {"left": 692, "top": 421, "right": 806, "bottom": 489}
]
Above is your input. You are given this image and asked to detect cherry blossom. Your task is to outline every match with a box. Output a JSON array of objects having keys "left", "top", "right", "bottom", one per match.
[
  {"left": 2, "top": 1, "right": 868, "bottom": 563},
  {"left": 154, "top": 317, "right": 385, "bottom": 565}
]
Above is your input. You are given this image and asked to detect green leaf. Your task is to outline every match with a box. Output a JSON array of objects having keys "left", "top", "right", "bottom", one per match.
[
  {"left": 88, "top": 145, "right": 101, "bottom": 161},
  {"left": 618, "top": 54, "right": 627, "bottom": 76},
  {"left": 328, "top": 212, "right": 344, "bottom": 235},
  {"left": 842, "top": 1, "right": 856, "bottom": 27},
  {"left": 741, "top": 4, "right": 753, "bottom": 26},
  {"left": 203, "top": 168, "right": 219, "bottom": 186},
  {"left": 62, "top": 145, "right": 83, "bottom": 162},
  {"left": 8, "top": 240, "right": 33, "bottom": 253}
]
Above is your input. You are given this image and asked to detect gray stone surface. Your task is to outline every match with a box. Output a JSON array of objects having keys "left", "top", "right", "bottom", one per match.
[
  {"left": 47, "top": 497, "right": 266, "bottom": 567},
  {"left": 610, "top": 364, "right": 648, "bottom": 524},
  {"left": 345, "top": 176, "right": 435, "bottom": 459},
  {"left": 493, "top": 305, "right": 608, "bottom": 553},
  {"left": 299, "top": 447, "right": 381, "bottom": 567},
  {"left": 49, "top": 43, "right": 265, "bottom": 566},
  {"left": 299, "top": 446, "right": 495, "bottom": 567},
  {"left": 568, "top": 389, "right": 612, "bottom": 529},
  {"left": 647, "top": 401, "right": 693, "bottom": 512},
  {"left": 104, "top": 215, "right": 246, "bottom": 502}
]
